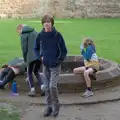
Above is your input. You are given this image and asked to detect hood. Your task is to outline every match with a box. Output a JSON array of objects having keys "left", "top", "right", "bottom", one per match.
[
  {"left": 22, "top": 26, "right": 34, "bottom": 34},
  {"left": 90, "top": 45, "right": 96, "bottom": 52},
  {"left": 40, "top": 27, "right": 57, "bottom": 37}
]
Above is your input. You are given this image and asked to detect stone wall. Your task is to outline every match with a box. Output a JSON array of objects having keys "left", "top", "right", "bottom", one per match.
[
  {"left": 0, "top": 0, "right": 120, "bottom": 18},
  {"left": 63, "top": 0, "right": 120, "bottom": 18}
]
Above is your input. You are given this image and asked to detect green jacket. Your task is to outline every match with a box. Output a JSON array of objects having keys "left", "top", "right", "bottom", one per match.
[
  {"left": 7, "top": 57, "right": 26, "bottom": 74},
  {"left": 20, "top": 26, "right": 38, "bottom": 65}
]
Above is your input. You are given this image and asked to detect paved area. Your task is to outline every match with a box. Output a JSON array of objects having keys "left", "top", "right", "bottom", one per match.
[
  {"left": 1, "top": 85, "right": 120, "bottom": 105},
  {"left": 22, "top": 101, "right": 120, "bottom": 120},
  {"left": 1, "top": 85, "right": 120, "bottom": 120}
]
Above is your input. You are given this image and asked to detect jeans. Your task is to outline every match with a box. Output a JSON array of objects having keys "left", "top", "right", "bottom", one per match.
[{"left": 43, "top": 65, "right": 61, "bottom": 107}]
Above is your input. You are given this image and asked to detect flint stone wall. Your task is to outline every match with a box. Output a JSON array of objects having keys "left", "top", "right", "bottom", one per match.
[{"left": 0, "top": 0, "right": 120, "bottom": 18}]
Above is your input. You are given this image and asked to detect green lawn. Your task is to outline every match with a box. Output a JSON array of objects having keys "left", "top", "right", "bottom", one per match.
[
  {"left": 0, "top": 104, "right": 20, "bottom": 120},
  {"left": 0, "top": 18, "right": 120, "bottom": 66},
  {"left": 0, "top": 109, "right": 20, "bottom": 120}
]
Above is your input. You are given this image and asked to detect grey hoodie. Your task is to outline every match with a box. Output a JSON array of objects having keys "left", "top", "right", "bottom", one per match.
[{"left": 20, "top": 26, "right": 38, "bottom": 65}]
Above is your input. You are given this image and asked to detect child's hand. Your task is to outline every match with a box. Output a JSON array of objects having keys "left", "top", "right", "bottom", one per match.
[
  {"left": 80, "top": 44, "right": 84, "bottom": 51},
  {"left": 41, "top": 57, "right": 43, "bottom": 61}
]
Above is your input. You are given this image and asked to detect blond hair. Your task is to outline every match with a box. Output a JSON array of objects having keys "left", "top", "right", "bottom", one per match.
[{"left": 83, "top": 38, "right": 95, "bottom": 48}]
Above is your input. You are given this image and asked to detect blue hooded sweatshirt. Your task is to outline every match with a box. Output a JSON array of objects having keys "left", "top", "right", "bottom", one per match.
[
  {"left": 81, "top": 45, "right": 98, "bottom": 61},
  {"left": 34, "top": 27, "right": 67, "bottom": 68}
]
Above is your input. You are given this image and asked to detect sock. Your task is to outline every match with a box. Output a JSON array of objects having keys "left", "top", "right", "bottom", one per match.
[
  {"left": 87, "top": 87, "right": 92, "bottom": 91},
  {"left": 31, "top": 87, "right": 35, "bottom": 92}
]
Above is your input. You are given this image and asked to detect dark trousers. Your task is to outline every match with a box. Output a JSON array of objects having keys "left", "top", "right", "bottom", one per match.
[
  {"left": 27, "top": 59, "right": 43, "bottom": 88},
  {"left": 0, "top": 67, "right": 15, "bottom": 87}
]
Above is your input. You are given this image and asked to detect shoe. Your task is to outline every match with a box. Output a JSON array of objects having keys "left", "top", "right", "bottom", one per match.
[
  {"left": 28, "top": 90, "right": 36, "bottom": 97},
  {"left": 0, "top": 86, "right": 5, "bottom": 89},
  {"left": 40, "top": 91, "right": 45, "bottom": 96},
  {"left": 52, "top": 104, "right": 60, "bottom": 117},
  {"left": 41, "top": 84, "right": 45, "bottom": 91},
  {"left": 43, "top": 107, "right": 52, "bottom": 117},
  {"left": 0, "top": 83, "right": 5, "bottom": 89},
  {"left": 82, "top": 90, "right": 94, "bottom": 97},
  {"left": 89, "top": 74, "right": 96, "bottom": 80}
]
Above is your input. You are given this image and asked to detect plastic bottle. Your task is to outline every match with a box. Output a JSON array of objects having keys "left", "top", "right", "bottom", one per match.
[{"left": 12, "top": 81, "right": 17, "bottom": 93}]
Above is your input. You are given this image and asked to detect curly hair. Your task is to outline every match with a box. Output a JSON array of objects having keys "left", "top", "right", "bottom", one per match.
[{"left": 83, "top": 38, "right": 95, "bottom": 48}]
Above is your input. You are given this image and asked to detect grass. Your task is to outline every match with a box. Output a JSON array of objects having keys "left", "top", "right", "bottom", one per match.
[
  {"left": 0, "top": 109, "right": 20, "bottom": 120},
  {"left": 0, "top": 104, "right": 20, "bottom": 120},
  {"left": 0, "top": 18, "right": 120, "bottom": 66}
]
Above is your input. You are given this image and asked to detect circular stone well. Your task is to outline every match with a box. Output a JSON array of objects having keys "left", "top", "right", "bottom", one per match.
[
  {"left": 57, "top": 55, "right": 120, "bottom": 93},
  {"left": 16, "top": 55, "right": 120, "bottom": 93}
]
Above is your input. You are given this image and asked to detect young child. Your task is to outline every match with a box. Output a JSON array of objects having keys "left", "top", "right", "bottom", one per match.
[
  {"left": 73, "top": 38, "right": 99, "bottom": 97},
  {"left": 34, "top": 15, "right": 67, "bottom": 117},
  {"left": 16, "top": 24, "right": 44, "bottom": 97}
]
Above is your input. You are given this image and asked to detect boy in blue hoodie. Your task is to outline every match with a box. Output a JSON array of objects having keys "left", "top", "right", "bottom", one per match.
[
  {"left": 34, "top": 15, "right": 67, "bottom": 117},
  {"left": 73, "top": 38, "right": 99, "bottom": 97}
]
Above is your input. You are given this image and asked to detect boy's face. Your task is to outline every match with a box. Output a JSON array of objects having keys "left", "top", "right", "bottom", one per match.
[
  {"left": 43, "top": 19, "right": 52, "bottom": 32},
  {"left": 16, "top": 28, "right": 22, "bottom": 35},
  {"left": 16, "top": 24, "right": 24, "bottom": 35}
]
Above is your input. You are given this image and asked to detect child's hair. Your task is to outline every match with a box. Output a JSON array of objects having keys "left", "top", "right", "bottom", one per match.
[
  {"left": 16, "top": 24, "right": 23, "bottom": 30},
  {"left": 41, "top": 15, "right": 54, "bottom": 27},
  {"left": 16, "top": 24, "right": 26, "bottom": 34},
  {"left": 1, "top": 64, "right": 8, "bottom": 68},
  {"left": 83, "top": 37, "right": 95, "bottom": 48}
]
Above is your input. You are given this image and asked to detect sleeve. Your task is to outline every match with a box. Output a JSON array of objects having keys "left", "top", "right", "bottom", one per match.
[
  {"left": 82, "top": 46, "right": 93, "bottom": 61},
  {"left": 80, "top": 44, "right": 84, "bottom": 54},
  {"left": 34, "top": 33, "right": 42, "bottom": 59},
  {"left": 20, "top": 34, "right": 28, "bottom": 62},
  {"left": 57, "top": 33, "right": 67, "bottom": 61}
]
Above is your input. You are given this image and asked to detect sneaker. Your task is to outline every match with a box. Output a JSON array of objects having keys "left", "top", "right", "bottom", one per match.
[
  {"left": 28, "top": 90, "right": 36, "bottom": 97},
  {"left": 82, "top": 90, "right": 94, "bottom": 97},
  {"left": 89, "top": 74, "right": 96, "bottom": 80},
  {"left": 43, "top": 107, "right": 52, "bottom": 117},
  {"left": 0, "top": 82, "right": 4, "bottom": 89},
  {"left": 41, "top": 84, "right": 45, "bottom": 91},
  {"left": 25, "top": 77, "right": 29, "bottom": 82},
  {"left": 0, "top": 86, "right": 5, "bottom": 89},
  {"left": 40, "top": 91, "right": 45, "bottom": 96},
  {"left": 52, "top": 104, "right": 60, "bottom": 117}
]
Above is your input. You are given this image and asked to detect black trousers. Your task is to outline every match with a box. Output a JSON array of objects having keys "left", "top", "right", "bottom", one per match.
[
  {"left": 0, "top": 67, "right": 15, "bottom": 87},
  {"left": 27, "top": 59, "right": 43, "bottom": 88}
]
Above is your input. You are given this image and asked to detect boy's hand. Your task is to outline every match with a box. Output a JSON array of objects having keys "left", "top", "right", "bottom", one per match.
[{"left": 41, "top": 57, "right": 43, "bottom": 61}]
